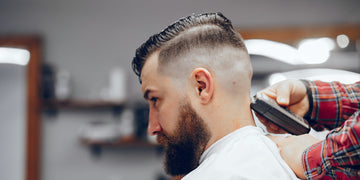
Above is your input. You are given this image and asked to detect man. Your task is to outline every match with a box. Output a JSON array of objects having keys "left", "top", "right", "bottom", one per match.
[
  {"left": 131, "top": 12, "right": 298, "bottom": 179},
  {"left": 259, "top": 79, "right": 360, "bottom": 179}
]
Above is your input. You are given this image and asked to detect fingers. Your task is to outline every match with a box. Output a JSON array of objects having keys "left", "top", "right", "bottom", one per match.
[
  {"left": 262, "top": 87, "right": 277, "bottom": 99},
  {"left": 266, "top": 134, "right": 275, "bottom": 142},
  {"left": 257, "top": 79, "right": 306, "bottom": 134},
  {"left": 269, "top": 134, "right": 320, "bottom": 148},
  {"left": 266, "top": 134, "right": 283, "bottom": 142},
  {"left": 275, "top": 82, "right": 291, "bottom": 106},
  {"left": 262, "top": 82, "right": 291, "bottom": 106},
  {"left": 267, "top": 134, "right": 309, "bottom": 179}
]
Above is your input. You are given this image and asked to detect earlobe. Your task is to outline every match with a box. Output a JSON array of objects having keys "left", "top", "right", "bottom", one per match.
[{"left": 191, "top": 68, "right": 214, "bottom": 104}]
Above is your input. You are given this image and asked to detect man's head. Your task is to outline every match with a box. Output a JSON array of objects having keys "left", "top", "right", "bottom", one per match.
[
  {"left": 132, "top": 12, "right": 251, "bottom": 87},
  {"left": 132, "top": 12, "right": 253, "bottom": 176}
]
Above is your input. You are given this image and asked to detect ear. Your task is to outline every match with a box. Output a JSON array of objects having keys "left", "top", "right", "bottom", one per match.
[{"left": 190, "top": 68, "right": 214, "bottom": 104}]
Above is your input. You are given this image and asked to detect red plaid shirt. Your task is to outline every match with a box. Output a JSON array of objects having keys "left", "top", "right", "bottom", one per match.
[{"left": 302, "top": 81, "right": 360, "bottom": 180}]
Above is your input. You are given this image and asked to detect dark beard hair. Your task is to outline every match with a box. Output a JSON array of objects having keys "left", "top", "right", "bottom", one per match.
[{"left": 157, "top": 102, "right": 211, "bottom": 176}]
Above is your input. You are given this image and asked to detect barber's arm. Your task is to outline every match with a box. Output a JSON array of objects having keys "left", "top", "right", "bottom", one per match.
[
  {"left": 260, "top": 80, "right": 360, "bottom": 179},
  {"left": 302, "top": 111, "right": 360, "bottom": 179},
  {"left": 260, "top": 80, "right": 360, "bottom": 132},
  {"left": 305, "top": 80, "right": 360, "bottom": 131}
]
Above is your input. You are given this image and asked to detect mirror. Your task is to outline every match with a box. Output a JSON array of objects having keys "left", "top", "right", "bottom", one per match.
[{"left": 0, "top": 36, "right": 42, "bottom": 180}]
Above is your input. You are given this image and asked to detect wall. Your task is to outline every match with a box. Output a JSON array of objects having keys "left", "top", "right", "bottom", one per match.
[
  {"left": 0, "top": 0, "right": 359, "bottom": 180},
  {"left": 1, "top": 0, "right": 359, "bottom": 100},
  {"left": 42, "top": 110, "right": 164, "bottom": 180}
]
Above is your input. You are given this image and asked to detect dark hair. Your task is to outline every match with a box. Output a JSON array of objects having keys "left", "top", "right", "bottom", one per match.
[{"left": 131, "top": 12, "right": 245, "bottom": 83}]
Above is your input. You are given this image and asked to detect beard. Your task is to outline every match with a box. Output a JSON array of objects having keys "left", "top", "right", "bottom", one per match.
[{"left": 156, "top": 102, "right": 211, "bottom": 176}]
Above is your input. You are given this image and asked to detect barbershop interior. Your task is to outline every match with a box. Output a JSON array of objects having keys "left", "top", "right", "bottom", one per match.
[{"left": 1, "top": 0, "right": 360, "bottom": 180}]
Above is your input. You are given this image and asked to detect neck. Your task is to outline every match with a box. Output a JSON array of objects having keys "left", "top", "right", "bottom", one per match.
[{"left": 202, "top": 94, "right": 255, "bottom": 150}]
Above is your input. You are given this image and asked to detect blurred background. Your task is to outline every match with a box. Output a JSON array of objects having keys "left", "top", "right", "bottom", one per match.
[{"left": 0, "top": 0, "right": 359, "bottom": 180}]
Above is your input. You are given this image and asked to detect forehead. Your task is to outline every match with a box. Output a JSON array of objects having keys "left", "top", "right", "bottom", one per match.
[
  {"left": 141, "top": 51, "right": 159, "bottom": 79},
  {"left": 141, "top": 51, "right": 167, "bottom": 92}
]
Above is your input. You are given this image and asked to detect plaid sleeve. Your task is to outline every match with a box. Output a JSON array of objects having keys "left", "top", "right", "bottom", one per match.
[
  {"left": 302, "top": 111, "right": 360, "bottom": 180},
  {"left": 301, "top": 81, "right": 360, "bottom": 179},
  {"left": 307, "top": 81, "right": 360, "bottom": 131}
]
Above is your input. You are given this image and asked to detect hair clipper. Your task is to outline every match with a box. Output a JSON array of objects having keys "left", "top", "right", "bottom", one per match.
[{"left": 250, "top": 93, "right": 310, "bottom": 135}]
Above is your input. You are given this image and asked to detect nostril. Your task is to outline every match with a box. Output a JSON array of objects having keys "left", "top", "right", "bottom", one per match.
[
  {"left": 147, "top": 126, "right": 159, "bottom": 136},
  {"left": 148, "top": 129, "right": 160, "bottom": 136}
]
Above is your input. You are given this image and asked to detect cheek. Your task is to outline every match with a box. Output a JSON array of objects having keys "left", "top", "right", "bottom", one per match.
[{"left": 159, "top": 101, "right": 180, "bottom": 133}]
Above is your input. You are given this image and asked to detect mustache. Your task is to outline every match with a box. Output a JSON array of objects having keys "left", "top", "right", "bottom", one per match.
[{"left": 156, "top": 132, "right": 171, "bottom": 146}]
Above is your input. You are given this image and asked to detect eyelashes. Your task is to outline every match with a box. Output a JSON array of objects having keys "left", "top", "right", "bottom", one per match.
[{"left": 150, "top": 97, "right": 158, "bottom": 106}]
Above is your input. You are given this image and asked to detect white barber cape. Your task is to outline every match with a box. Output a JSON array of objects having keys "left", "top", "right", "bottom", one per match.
[{"left": 182, "top": 126, "right": 299, "bottom": 180}]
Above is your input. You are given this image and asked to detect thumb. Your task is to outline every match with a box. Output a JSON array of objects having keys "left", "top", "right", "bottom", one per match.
[{"left": 275, "top": 83, "right": 291, "bottom": 106}]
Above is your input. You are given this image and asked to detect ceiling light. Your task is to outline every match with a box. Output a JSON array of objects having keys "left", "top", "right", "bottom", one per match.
[{"left": 336, "top": 34, "right": 350, "bottom": 48}]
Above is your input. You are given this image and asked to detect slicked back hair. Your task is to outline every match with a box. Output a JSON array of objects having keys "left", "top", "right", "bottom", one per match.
[{"left": 131, "top": 12, "right": 248, "bottom": 83}]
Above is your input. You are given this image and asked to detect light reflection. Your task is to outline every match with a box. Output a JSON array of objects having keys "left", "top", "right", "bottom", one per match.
[
  {"left": 268, "top": 68, "right": 360, "bottom": 85},
  {"left": 245, "top": 39, "right": 302, "bottom": 65},
  {"left": 336, "top": 34, "right": 350, "bottom": 48},
  {"left": 298, "top": 38, "right": 335, "bottom": 64},
  {"left": 0, "top": 47, "right": 30, "bottom": 66},
  {"left": 245, "top": 38, "right": 335, "bottom": 65}
]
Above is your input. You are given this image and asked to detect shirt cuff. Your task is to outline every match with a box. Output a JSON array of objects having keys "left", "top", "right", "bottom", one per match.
[
  {"left": 302, "top": 141, "right": 326, "bottom": 180},
  {"left": 300, "top": 80, "right": 313, "bottom": 121}
]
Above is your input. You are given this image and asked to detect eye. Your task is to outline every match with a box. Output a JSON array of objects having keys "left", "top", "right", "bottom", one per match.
[{"left": 150, "top": 97, "right": 158, "bottom": 106}]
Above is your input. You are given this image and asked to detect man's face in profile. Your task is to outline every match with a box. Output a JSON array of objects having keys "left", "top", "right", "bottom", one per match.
[{"left": 141, "top": 51, "right": 211, "bottom": 176}]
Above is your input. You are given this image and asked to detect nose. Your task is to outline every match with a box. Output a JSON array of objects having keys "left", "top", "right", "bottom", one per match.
[{"left": 147, "top": 107, "right": 162, "bottom": 136}]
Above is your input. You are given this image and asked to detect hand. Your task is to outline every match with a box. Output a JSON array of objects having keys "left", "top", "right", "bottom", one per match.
[
  {"left": 257, "top": 79, "right": 309, "bottom": 133},
  {"left": 268, "top": 134, "right": 320, "bottom": 179}
]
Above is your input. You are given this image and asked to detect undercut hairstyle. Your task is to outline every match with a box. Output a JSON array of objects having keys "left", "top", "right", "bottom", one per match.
[{"left": 131, "top": 12, "right": 249, "bottom": 84}]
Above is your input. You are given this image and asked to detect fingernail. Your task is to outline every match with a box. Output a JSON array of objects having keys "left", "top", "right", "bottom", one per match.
[{"left": 278, "top": 97, "right": 287, "bottom": 104}]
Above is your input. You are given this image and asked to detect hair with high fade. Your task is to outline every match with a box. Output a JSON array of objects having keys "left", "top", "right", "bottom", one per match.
[{"left": 131, "top": 12, "right": 247, "bottom": 83}]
